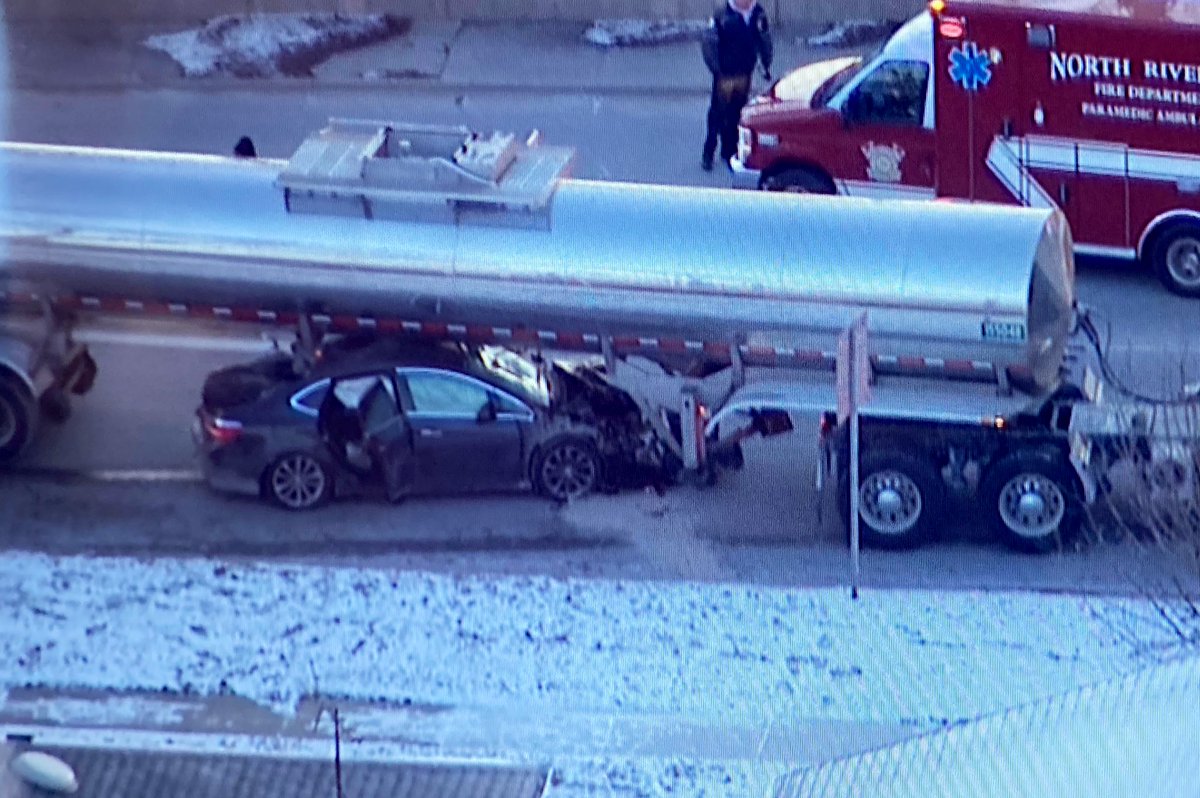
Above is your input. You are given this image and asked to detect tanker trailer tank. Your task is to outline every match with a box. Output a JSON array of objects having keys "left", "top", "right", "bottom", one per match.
[{"left": 0, "top": 120, "right": 1074, "bottom": 396}]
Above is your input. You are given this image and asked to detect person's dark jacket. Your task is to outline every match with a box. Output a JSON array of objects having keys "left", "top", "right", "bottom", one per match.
[{"left": 702, "top": 3, "right": 774, "bottom": 78}]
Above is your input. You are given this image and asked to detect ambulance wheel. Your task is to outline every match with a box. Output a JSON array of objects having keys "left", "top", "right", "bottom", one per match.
[
  {"left": 979, "top": 448, "right": 1083, "bottom": 554},
  {"left": 838, "top": 447, "right": 945, "bottom": 549},
  {"left": 762, "top": 167, "right": 835, "bottom": 194},
  {"left": 1149, "top": 222, "right": 1200, "bottom": 297},
  {"left": 0, "top": 373, "right": 38, "bottom": 464}
]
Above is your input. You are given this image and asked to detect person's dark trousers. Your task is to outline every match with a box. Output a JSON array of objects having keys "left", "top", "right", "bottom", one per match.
[{"left": 703, "top": 74, "right": 751, "bottom": 168}]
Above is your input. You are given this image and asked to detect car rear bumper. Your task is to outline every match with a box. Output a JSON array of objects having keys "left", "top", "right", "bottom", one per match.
[
  {"left": 193, "top": 418, "right": 261, "bottom": 497},
  {"left": 730, "top": 157, "right": 761, "bottom": 190}
]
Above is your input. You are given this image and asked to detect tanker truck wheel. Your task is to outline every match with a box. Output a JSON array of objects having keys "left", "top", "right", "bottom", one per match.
[
  {"left": 1149, "top": 221, "right": 1200, "bottom": 297},
  {"left": 0, "top": 374, "right": 38, "bottom": 464},
  {"left": 979, "top": 449, "right": 1083, "bottom": 554},
  {"left": 839, "top": 447, "right": 945, "bottom": 549},
  {"left": 762, "top": 167, "right": 835, "bottom": 194}
]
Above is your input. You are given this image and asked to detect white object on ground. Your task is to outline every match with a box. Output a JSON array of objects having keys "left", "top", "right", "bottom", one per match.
[
  {"left": 584, "top": 19, "right": 709, "bottom": 48},
  {"left": 806, "top": 19, "right": 900, "bottom": 48},
  {"left": 9, "top": 751, "right": 79, "bottom": 794}
]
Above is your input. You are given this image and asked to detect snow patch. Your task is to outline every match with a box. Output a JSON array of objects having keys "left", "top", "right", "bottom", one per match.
[
  {"left": 584, "top": 19, "right": 709, "bottom": 48},
  {"left": 144, "top": 13, "right": 408, "bottom": 78},
  {"left": 806, "top": 19, "right": 904, "bottom": 48},
  {"left": 0, "top": 552, "right": 1185, "bottom": 729}
]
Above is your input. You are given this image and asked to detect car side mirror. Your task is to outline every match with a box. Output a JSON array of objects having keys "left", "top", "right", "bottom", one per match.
[{"left": 477, "top": 402, "right": 497, "bottom": 424}]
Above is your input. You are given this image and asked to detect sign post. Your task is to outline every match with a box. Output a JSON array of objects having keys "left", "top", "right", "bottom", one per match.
[{"left": 837, "top": 313, "right": 871, "bottom": 600}]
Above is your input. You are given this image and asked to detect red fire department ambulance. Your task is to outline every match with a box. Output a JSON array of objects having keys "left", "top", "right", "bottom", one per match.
[{"left": 734, "top": 0, "right": 1200, "bottom": 295}]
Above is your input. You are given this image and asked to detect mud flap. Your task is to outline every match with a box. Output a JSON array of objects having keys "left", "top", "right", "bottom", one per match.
[{"left": 62, "top": 346, "right": 98, "bottom": 395}]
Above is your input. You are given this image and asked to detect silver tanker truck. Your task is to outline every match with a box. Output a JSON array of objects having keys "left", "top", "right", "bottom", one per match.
[{"left": 0, "top": 119, "right": 1186, "bottom": 551}]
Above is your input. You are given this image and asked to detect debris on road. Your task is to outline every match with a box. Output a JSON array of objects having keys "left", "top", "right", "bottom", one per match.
[
  {"left": 143, "top": 13, "right": 411, "bottom": 78},
  {"left": 805, "top": 19, "right": 904, "bottom": 48},
  {"left": 583, "top": 19, "right": 709, "bottom": 48}
]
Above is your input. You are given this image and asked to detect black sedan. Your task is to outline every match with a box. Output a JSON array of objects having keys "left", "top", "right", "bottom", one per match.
[{"left": 194, "top": 334, "right": 666, "bottom": 510}]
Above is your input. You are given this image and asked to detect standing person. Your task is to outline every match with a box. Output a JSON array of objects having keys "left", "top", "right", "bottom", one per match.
[{"left": 701, "top": 0, "right": 773, "bottom": 171}]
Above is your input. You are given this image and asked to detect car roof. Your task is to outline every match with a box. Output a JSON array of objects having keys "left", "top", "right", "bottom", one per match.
[{"left": 307, "top": 335, "right": 493, "bottom": 384}]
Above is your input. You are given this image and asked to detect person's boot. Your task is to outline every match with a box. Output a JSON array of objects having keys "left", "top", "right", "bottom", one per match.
[{"left": 701, "top": 154, "right": 714, "bottom": 172}]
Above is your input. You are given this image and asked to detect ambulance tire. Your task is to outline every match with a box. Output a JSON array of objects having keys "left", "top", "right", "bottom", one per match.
[
  {"left": 1149, "top": 222, "right": 1200, "bottom": 297},
  {"left": 761, "top": 167, "right": 835, "bottom": 195}
]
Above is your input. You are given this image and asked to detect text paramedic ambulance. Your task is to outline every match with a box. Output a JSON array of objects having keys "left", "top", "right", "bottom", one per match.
[{"left": 733, "top": 0, "right": 1200, "bottom": 296}]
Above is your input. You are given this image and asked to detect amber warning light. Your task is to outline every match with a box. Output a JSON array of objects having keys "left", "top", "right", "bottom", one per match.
[{"left": 929, "top": 0, "right": 947, "bottom": 13}]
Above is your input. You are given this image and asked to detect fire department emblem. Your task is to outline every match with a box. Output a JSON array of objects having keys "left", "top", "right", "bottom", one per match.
[{"left": 861, "top": 141, "right": 905, "bottom": 183}]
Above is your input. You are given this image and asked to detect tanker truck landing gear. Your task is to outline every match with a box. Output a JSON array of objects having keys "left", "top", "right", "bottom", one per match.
[{"left": 0, "top": 300, "right": 97, "bottom": 465}]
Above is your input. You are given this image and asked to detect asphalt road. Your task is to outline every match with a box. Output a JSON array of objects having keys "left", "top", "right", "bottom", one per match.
[{"left": 3, "top": 86, "right": 1200, "bottom": 593}]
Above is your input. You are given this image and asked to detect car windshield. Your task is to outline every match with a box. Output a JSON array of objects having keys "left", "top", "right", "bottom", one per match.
[{"left": 810, "top": 43, "right": 884, "bottom": 107}]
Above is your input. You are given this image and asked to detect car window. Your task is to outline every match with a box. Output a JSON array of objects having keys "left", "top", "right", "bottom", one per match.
[
  {"left": 334, "top": 374, "right": 392, "bottom": 407},
  {"left": 290, "top": 379, "right": 330, "bottom": 418},
  {"left": 404, "top": 370, "right": 491, "bottom": 416},
  {"left": 493, "top": 390, "right": 530, "bottom": 417},
  {"left": 846, "top": 60, "right": 929, "bottom": 125},
  {"left": 359, "top": 380, "right": 399, "bottom": 433}
]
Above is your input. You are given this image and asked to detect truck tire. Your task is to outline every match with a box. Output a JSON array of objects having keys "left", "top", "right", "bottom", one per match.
[
  {"left": 839, "top": 448, "right": 945, "bottom": 549},
  {"left": 762, "top": 167, "right": 836, "bottom": 194},
  {"left": 979, "top": 448, "right": 1083, "bottom": 553},
  {"left": 1148, "top": 221, "right": 1200, "bottom": 297},
  {"left": 533, "top": 436, "right": 602, "bottom": 503},
  {"left": 0, "top": 374, "right": 38, "bottom": 464}
]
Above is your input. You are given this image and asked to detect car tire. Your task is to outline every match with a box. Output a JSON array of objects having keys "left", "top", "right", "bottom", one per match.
[
  {"left": 0, "top": 374, "right": 37, "bottom": 464},
  {"left": 762, "top": 167, "right": 836, "bottom": 194},
  {"left": 979, "top": 448, "right": 1082, "bottom": 554},
  {"left": 264, "top": 451, "right": 333, "bottom": 511},
  {"left": 534, "top": 436, "right": 602, "bottom": 503},
  {"left": 1149, "top": 222, "right": 1200, "bottom": 297},
  {"left": 838, "top": 447, "right": 945, "bottom": 549}
]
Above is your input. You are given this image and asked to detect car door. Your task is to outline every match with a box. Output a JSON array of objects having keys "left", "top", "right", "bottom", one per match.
[
  {"left": 398, "top": 368, "right": 525, "bottom": 494},
  {"left": 356, "top": 376, "right": 415, "bottom": 502},
  {"left": 835, "top": 58, "right": 937, "bottom": 199}
]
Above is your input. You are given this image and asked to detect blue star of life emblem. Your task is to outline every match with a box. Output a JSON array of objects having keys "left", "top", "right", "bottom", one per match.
[{"left": 948, "top": 41, "right": 993, "bottom": 91}]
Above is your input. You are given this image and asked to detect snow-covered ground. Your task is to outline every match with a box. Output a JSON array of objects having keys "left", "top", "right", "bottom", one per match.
[
  {"left": 805, "top": 19, "right": 903, "bottom": 48},
  {"left": 583, "top": 20, "right": 710, "bottom": 48},
  {"left": 0, "top": 551, "right": 1190, "bottom": 795},
  {"left": 144, "top": 14, "right": 405, "bottom": 78}
]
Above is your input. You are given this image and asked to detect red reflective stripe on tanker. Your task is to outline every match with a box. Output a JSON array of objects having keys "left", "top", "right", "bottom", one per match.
[
  {"left": 556, "top": 332, "right": 587, "bottom": 349},
  {"left": 703, "top": 342, "right": 732, "bottom": 360},
  {"left": 943, "top": 359, "right": 985, "bottom": 375},
  {"left": 792, "top": 350, "right": 834, "bottom": 368},
  {"left": 464, "top": 325, "right": 495, "bottom": 342},
  {"left": 137, "top": 301, "right": 175, "bottom": 316},
  {"left": 509, "top": 328, "right": 541, "bottom": 344},
  {"left": 421, "top": 322, "right": 448, "bottom": 338},
  {"left": 611, "top": 336, "right": 639, "bottom": 351}
]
